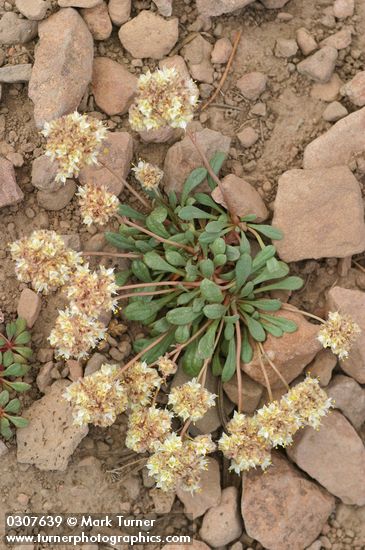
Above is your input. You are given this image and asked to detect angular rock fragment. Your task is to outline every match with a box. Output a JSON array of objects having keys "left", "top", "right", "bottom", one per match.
[
  {"left": 0, "top": 64, "right": 32, "bottom": 83},
  {"left": 200, "top": 487, "right": 242, "bottom": 547},
  {"left": 92, "top": 57, "right": 137, "bottom": 116},
  {"left": 327, "top": 375, "right": 365, "bottom": 430},
  {"left": 176, "top": 458, "right": 221, "bottom": 519},
  {"left": 81, "top": 2, "right": 112, "bottom": 41},
  {"left": 211, "top": 174, "right": 268, "bottom": 222},
  {"left": 297, "top": 46, "right": 338, "bottom": 83},
  {"left": 0, "top": 12, "right": 38, "bottom": 45},
  {"left": 17, "top": 288, "right": 41, "bottom": 328},
  {"left": 196, "top": 0, "right": 254, "bottom": 16},
  {"left": 0, "top": 157, "right": 24, "bottom": 208},
  {"left": 108, "top": 0, "right": 131, "bottom": 25},
  {"left": 181, "top": 35, "right": 214, "bottom": 84}
]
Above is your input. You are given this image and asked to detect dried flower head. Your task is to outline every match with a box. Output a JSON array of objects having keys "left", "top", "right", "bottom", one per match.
[
  {"left": 157, "top": 355, "right": 177, "bottom": 378},
  {"left": 147, "top": 433, "right": 215, "bottom": 493},
  {"left": 49, "top": 308, "right": 106, "bottom": 359},
  {"left": 120, "top": 361, "right": 161, "bottom": 408},
  {"left": 77, "top": 183, "right": 119, "bottom": 226},
  {"left": 129, "top": 68, "right": 199, "bottom": 132},
  {"left": 64, "top": 364, "right": 127, "bottom": 427},
  {"left": 42, "top": 112, "right": 107, "bottom": 183},
  {"left": 126, "top": 406, "right": 173, "bottom": 453},
  {"left": 283, "top": 376, "right": 333, "bottom": 430},
  {"left": 218, "top": 412, "right": 272, "bottom": 473},
  {"left": 318, "top": 311, "right": 361, "bottom": 359},
  {"left": 66, "top": 264, "right": 118, "bottom": 317},
  {"left": 10, "top": 229, "right": 82, "bottom": 294},
  {"left": 255, "top": 400, "right": 301, "bottom": 448},
  {"left": 168, "top": 378, "right": 216, "bottom": 422},
  {"left": 132, "top": 161, "right": 164, "bottom": 191}
]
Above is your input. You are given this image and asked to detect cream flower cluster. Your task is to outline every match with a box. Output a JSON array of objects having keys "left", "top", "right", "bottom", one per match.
[
  {"left": 147, "top": 433, "right": 215, "bottom": 493},
  {"left": 49, "top": 308, "right": 107, "bottom": 360},
  {"left": 168, "top": 378, "right": 216, "bottom": 422},
  {"left": 157, "top": 355, "right": 177, "bottom": 378},
  {"left": 77, "top": 183, "right": 119, "bottom": 226},
  {"left": 132, "top": 160, "right": 164, "bottom": 191},
  {"left": 42, "top": 112, "right": 107, "bottom": 183},
  {"left": 63, "top": 364, "right": 128, "bottom": 427},
  {"left": 120, "top": 361, "right": 162, "bottom": 408},
  {"left": 10, "top": 230, "right": 82, "bottom": 294},
  {"left": 318, "top": 311, "right": 361, "bottom": 359},
  {"left": 126, "top": 406, "right": 173, "bottom": 454},
  {"left": 129, "top": 68, "right": 199, "bottom": 131},
  {"left": 219, "top": 376, "right": 333, "bottom": 473},
  {"left": 66, "top": 264, "right": 118, "bottom": 317}
]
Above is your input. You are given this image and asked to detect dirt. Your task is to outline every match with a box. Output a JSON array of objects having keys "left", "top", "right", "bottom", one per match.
[{"left": 0, "top": 0, "right": 365, "bottom": 549}]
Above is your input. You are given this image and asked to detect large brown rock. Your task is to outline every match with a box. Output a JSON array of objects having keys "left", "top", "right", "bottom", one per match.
[
  {"left": 200, "top": 487, "right": 242, "bottom": 547},
  {"left": 163, "top": 127, "right": 231, "bottom": 195},
  {"left": 242, "top": 309, "right": 321, "bottom": 389},
  {"left": 223, "top": 372, "right": 263, "bottom": 413},
  {"left": 303, "top": 107, "right": 365, "bottom": 169},
  {"left": 241, "top": 453, "right": 335, "bottom": 550},
  {"left": 272, "top": 166, "right": 365, "bottom": 262},
  {"left": 327, "top": 286, "right": 365, "bottom": 383},
  {"left": 92, "top": 57, "right": 137, "bottom": 116},
  {"left": 196, "top": 0, "right": 254, "bottom": 16},
  {"left": 118, "top": 11, "right": 178, "bottom": 60},
  {"left": 212, "top": 174, "right": 268, "bottom": 222},
  {"left": 79, "top": 132, "right": 133, "bottom": 195},
  {"left": 0, "top": 157, "right": 24, "bottom": 208},
  {"left": 29, "top": 8, "right": 93, "bottom": 128},
  {"left": 176, "top": 458, "right": 221, "bottom": 519},
  {"left": 17, "top": 380, "right": 88, "bottom": 471},
  {"left": 287, "top": 411, "right": 365, "bottom": 505}
]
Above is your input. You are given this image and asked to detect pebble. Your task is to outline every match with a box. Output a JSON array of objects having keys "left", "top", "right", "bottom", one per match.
[
  {"left": 321, "top": 28, "right": 352, "bottom": 50},
  {"left": 274, "top": 38, "right": 298, "bottom": 58},
  {"left": 341, "top": 71, "right": 365, "bottom": 107},
  {"left": 152, "top": 0, "right": 172, "bottom": 17},
  {"left": 0, "top": 64, "right": 32, "bottom": 83},
  {"left": 182, "top": 34, "right": 214, "bottom": 84},
  {"left": 305, "top": 349, "right": 337, "bottom": 386},
  {"left": 322, "top": 100, "right": 348, "bottom": 121},
  {"left": 15, "top": 0, "right": 49, "bottom": 21},
  {"left": 36, "top": 362, "right": 54, "bottom": 393},
  {"left": 58, "top": 0, "right": 102, "bottom": 6},
  {"left": 236, "top": 71, "right": 268, "bottom": 100},
  {"left": 118, "top": 10, "right": 178, "bottom": 60},
  {"left": 333, "top": 0, "right": 354, "bottom": 19},
  {"left": 17, "top": 288, "right": 42, "bottom": 328},
  {"left": 37, "top": 180, "right": 76, "bottom": 211},
  {"left": 296, "top": 27, "right": 318, "bottom": 56},
  {"left": 84, "top": 352, "right": 106, "bottom": 376},
  {"left": 92, "top": 57, "right": 136, "bottom": 115},
  {"left": 196, "top": 0, "right": 254, "bottom": 17},
  {"left": 200, "top": 487, "right": 242, "bottom": 547},
  {"left": 311, "top": 73, "right": 343, "bottom": 101},
  {"left": 237, "top": 127, "right": 259, "bottom": 148},
  {"left": 0, "top": 12, "right": 38, "bottom": 45},
  {"left": 211, "top": 37, "right": 232, "bottom": 64},
  {"left": 297, "top": 46, "right": 338, "bottom": 83},
  {"left": 108, "top": 0, "right": 130, "bottom": 25},
  {"left": 212, "top": 174, "right": 268, "bottom": 221},
  {"left": 67, "top": 360, "right": 83, "bottom": 382},
  {"left": 261, "top": 0, "right": 290, "bottom": 6},
  {"left": 0, "top": 157, "right": 24, "bottom": 208},
  {"left": 159, "top": 55, "right": 191, "bottom": 80},
  {"left": 81, "top": 1, "right": 112, "bottom": 41}
]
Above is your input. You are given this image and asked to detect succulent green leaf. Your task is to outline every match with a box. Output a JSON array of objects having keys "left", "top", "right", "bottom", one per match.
[
  {"left": 205, "top": 220, "right": 227, "bottom": 233},
  {"left": 178, "top": 206, "right": 215, "bottom": 221},
  {"left": 144, "top": 251, "right": 183, "bottom": 275},
  {"left": 259, "top": 314, "right": 298, "bottom": 333},
  {"left": 207, "top": 152, "right": 226, "bottom": 190},
  {"left": 175, "top": 325, "right": 190, "bottom": 343},
  {"left": 5, "top": 382, "right": 30, "bottom": 392},
  {"left": 6, "top": 415, "right": 29, "bottom": 428},
  {"left": 115, "top": 270, "right": 131, "bottom": 286},
  {"left": 0, "top": 390, "right": 9, "bottom": 407},
  {"left": 124, "top": 300, "right": 162, "bottom": 321},
  {"left": 254, "top": 276, "right": 304, "bottom": 294},
  {"left": 200, "top": 279, "right": 224, "bottom": 303},
  {"left": 6, "top": 322, "right": 16, "bottom": 339},
  {"left": 247, "top": 223, "right": 284, "bottom": 240},
  {"left": 226, "top": 245, "right": 240, "bottom": 261},
  {"left": 199, "top": 231, "right": 220, "bottom": 245},
  {"left": 252, "top": 261, "right": 289, "bottom": 286},
  {"left": 235, "top": 254, "right": 252, "bottom": 288},
  {"left": 3, "top": 350, "right": 14, "bottom": 367},
  {"left": 182, "top": 338, "right": 204, "bottom": 376},
  {"left": 210, "top": 237, "right": 226, "bottom": 256},
  {"left": 242, "top": 313, "right": 266, "bottom": 342},
  {"left": 0, "top": 418, "right": 12, "bottom": 440},
  {"left": 252, "top": 245, "right": 277, "bottom": 272},
  {"left": 165, "top": 250, "right": 187, "bottom": 267},
  {"left": 166, "top": 307, "right": 200, "bottom": 326},
  {"left": 221, "top": 338, "right": 236, "bottom": 382},
  {"left": 15, "top": 318, "right": 27, "bottom": 336},
  {"left": 141, "top": 332, "right": 175, "bottom": 363},
  {"left": 199, "top": 259, "right": 214, "bottom": 278},
  {"left": 212, "top": 350, "right": 223, "bottom": 376},
  {"left": 203, "top": 304, "right": 227, "bottom": 319},
  {"left": 181, "top": 167, "right": 208, "bottom": 205},
  {"left": 105, "top": 232, "right": 136, "bottom": 251},
  {"left": 12, "top": 347, "right": 32, "bottom": 360},
  {"left": 213, "top": 254, "right": 227, "bottom": 267},
  {"left": 244, "top": 299, "right": 282, "bottom": 311},
  {"left": 4, "top": 399, "right": 21, "bottom": 414},
  {"left": 241, "top": 328, "right": 253, "bottom": 363},
  {"left": 261, "top": 320, "right": 283, "bottom": 338},
  {"left": 3, "top": 363, "right": 27, "bottom": 377},
  {"left": 118, "top": 204, "right": 146, "bottom": 221},
  {"left": 195, "top": 193, "right": 226, "bottom": 213},
  {"left": 197, "top": 320, "right": 219, "bottom": 360},
  {"left": 14, "top": 331, "right": 31, "bottom": 345}
]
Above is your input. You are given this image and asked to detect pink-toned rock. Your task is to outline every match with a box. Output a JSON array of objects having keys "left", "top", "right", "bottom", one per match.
[
  {"left": 321, "top": 28, "right": 352, "bottom": 50},
  {"left": 333, "top": 0, "right": 354, "bottom": 19},
  {"left": 336, "top": 503, "right": 365, "bottom": 546},
  {"left": 272, "top": 166, "right": 365, "bottom": 261},
  {"left": 260, "top": 0, "right": 290, "bottom": 6},
  {"left": 152, "top": 0, "right": 172, "bottom": 16},
  {"left": 287, "top": 411, "right": 365, "bottom": 505},
  {"left": 150, "top": 489, "right": 175, "bottom": 514},
  {"left": 138, "top": 127, "right": 181, "bottom": 144},
  {"left": 17, "top": 380, "right": 88, "bottom": 471},
  {"left": 163, "top": 541, "right": 210, "bottom": 550},
  {"left": 196, "top": 0, "right": 254, "bottom": 16},
  {"left": 176, "top": 458, "right": 221, "bottom": 519},
  {"left": 327, "top": 375, "right": 365, "bottom": 430},
  {"left": 163, "top": 126, "right": 231, "bottom": 195},
  {"left": 31, "top": 155, "right": 61, "bottom": 192},
  {"left": 341, "top": 71, "right": 365, "bottom": 107},
  {"left": 242, "top": 453, "right": 335, "bottom": 550},
  {"left": 242, "top": 309, "right": 322, "bottom": 389},
  {"left": 92, "top": 57, "right": 137, "bottom": 116},
  {"left": 311, "top": 73, "right": 343, "bottom": 101},
  {"left": 118, "top": 10, "right": 178, "bottom": 60},
  {"left": 15, "top": 0, "right": 49, "bottom": 21},
  {"left": 58, "top": 0, "right": 102, "bottom": 6},
  {"left": 304, "top": 107, "right": 365, "bottom": 169},
  {"left": 236, "top": 72, "right": 267, "bottom": 100},
  {"left": 81, "top": 2, "right": 112, "bottom": 40},
  {"left": 36, "top": 361, "right": 54, "bottom": 393},
  {"left": 17, "top": 289, "right": 41, "bottom": 328},
  {"left": 296, "top": 27, "right": 317, "bottom": 56},
  {"left": 305, "top": 349, "right": 336, "bottom": 386},
  {"left": 297, "top": 46, "right": 338, "bottom": 83},
  {"left": 0, "top": 157, "right": 24, "bottom": 208},
  {"left": 274, "top": 38, "right": 298, "bottom": 58},
  {"left": 224, "top": 373, "right": 263, "bottom": 414},
  {"left": 237, "top": 127, "right": 259, "bottom": 148},
  {"left": 212, "top": 174, "right": 268, "bottom": 222},
  {"left": 67, "top": 360, "right": 83, "bottom": 382},
  {"left": 182, "top": 34, "right": 214, "bottom": 84},
  {"left": 37, "top": 179, "right": 76, "bottom": 211},
  {"left": 211, "top": 37, "right": 233, "bottom": 64},
  {"left": 159, "top": 55, "right": 190, "bottom": 80},
  {"left": 200, "top": 487, "right": 242, "bottom": 547},
  {"left": 108, "top": 0, "right": 130, "bottom": 25},
  {"left": 79, "top": 132, "right": 133, "bottom": 195},
  {"left": 0, "top": 12, "right": 38, "bottom": 45},
  {"left": 322, "top": 100, "right": 348, "bottom": 122},
  {"left": 28, "top": 8, "right": 93, "bottom": 128},
  {"left": 327, "top": 286, "right": 365, "bottom": 383}
]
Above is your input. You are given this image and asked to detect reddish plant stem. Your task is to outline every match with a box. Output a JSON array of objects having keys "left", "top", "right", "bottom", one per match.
[
  {"left": 83, "top": 251, "right": 140, "bottom": 259},
  {"left": 122, "top": 216, "right": 195, "bottom": 254},
  {"left": 99, "top": 160, "right": 151, "bottom": 210},
  {"left": 281, "top": 303, "right": 324, "bottom": 323},
  {"left": 258, "top": 342, "right": 289, "bottom": 392},
  {"left": 116, "top": 332, "right": 169, "bottom": 377},
  {"left": 118, "top": 281, "right": 200, "bottom": 292},
  {"left": 256, "top": 343, "right": 273, "bottom": 402}
]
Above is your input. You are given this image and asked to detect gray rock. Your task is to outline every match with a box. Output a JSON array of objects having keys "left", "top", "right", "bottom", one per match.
[
  {"left": 0, "top": 64, "right": 32, "bottom": 83},
  {"left": 15, "top": 0, "right": 49, "bottom": 20},
  {"left": 84, "top": 352, "right": 106, "bottom": 376},
  {"left": 297, "top": 46, "right": 338, "bottom": 83},
  {"left": 37, "top": 180, "right": 76, "bottom": 211},
  {"left": 322, "top": 100, "right": 348, "bottom": 122},
  {"left": 31, "top": 155, "right": 61, "bottom": 192},
  {"left": 0, "top": 12, "right": 38, "bottom": 45},
  {"left": 196, "top": 0, "right": 254, "bottom": 16}
]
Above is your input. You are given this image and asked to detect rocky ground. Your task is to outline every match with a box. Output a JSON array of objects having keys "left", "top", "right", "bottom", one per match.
[{"left": 0, "top": 0, "right": 365, "bottom": 549}]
